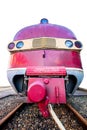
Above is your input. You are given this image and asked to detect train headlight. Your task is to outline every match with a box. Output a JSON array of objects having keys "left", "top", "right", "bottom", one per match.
[
  {"left": 16, "top": 41, "right": 24, "bottom": 48},
  {"left": 65, "top": 40, "right": 73, "bottom": 48},
  {"left": 8, "top": 42, "right": 15, "bottom": 49},
  {"left": 75, "top": 41, "right": 82, "bottom": 48}
]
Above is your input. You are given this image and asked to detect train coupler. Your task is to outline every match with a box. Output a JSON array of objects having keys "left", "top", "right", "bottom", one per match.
[{"left": 38, "top": 97, "right": 50, "bottom": 118}]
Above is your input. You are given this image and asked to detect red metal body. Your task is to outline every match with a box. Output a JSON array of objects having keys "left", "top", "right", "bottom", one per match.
[
  {"left": 26, "top": 66, "right": 66, "bottom": 76},
  {"left": 10, "top": 50, "right": 82, "bottom": 69},
  {"left": 26, "top": 66, "right": 66, "bottom": 103},
  {"left": 10, "top": 21, "right": 82, "bottom": 70},
  {"left": 27, "top": 77, "right": 66, "bottom": 103},
  {"left": 8, "top": 19, "right": 83, "bottom": 117},
  {"left": 26, "top": 66, "right": 66, "bottom": 117}
]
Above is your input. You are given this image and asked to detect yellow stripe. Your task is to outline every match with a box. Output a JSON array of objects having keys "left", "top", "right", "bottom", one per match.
[{"left": 8, "top": 37, "right": 82, "bottom": 52}]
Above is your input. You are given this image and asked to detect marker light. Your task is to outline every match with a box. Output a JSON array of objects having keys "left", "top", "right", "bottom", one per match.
[
  {"left": 8, "top": 42, "right": 15, "bottom": 49},
  {"left": 75, "top": 41, "right": 82, "bottom": 48},
  {"left": 65, "top": 40, "right": 73, "bottom": 48},
  {"left": 16, "top": 41, "right": 24, "bottom": 48},
  {"left": 40, "top": 18, "right": 48, "bottom": 24}
]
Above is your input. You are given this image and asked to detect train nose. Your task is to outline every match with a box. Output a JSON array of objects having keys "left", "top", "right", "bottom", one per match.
[{"left": 27, "top": 81, "right": 46, "bottom": 102}]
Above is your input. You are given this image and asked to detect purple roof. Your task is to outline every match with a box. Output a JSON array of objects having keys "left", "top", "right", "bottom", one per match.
[{"left": 14, "top": 20, "right": 76, "bottom": 41}]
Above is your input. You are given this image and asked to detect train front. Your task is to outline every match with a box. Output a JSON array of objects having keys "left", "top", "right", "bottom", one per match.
[{"left": 7, "top": 19, "right": 84, "bottom": 117}]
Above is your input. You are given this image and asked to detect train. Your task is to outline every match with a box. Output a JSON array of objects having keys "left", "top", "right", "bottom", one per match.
[{"left": 7, "top": 18, "right": 84, "bottom": 117}]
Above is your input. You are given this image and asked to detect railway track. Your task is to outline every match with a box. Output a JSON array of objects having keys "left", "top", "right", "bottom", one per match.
[
  {"left": 0, "top": 102, "right": 87, "bottom": 130},
  {"left": 49, "top": 103, "right": 87, "bottom": 130},
  {"left": 0, "top": 103, "right": 24, "bottom": 128},
  {"left": 66, "top": 103, "right": 87, "bottom": 127}
]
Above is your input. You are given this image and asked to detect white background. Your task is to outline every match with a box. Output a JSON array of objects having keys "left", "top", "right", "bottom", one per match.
[{"left": 0, "top": 0, "right": 87, "bottom": 89}]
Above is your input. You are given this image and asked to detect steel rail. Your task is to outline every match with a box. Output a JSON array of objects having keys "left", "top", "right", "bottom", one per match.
[
  {"left": 66, "top": 103, "right": 87, "bottom": 127},
  {"left": 0, "top": 103, "right": 23, "bottom": 126}
]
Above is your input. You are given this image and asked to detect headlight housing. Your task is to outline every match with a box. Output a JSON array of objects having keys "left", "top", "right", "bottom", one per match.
[
  {"left": 16, "top": 41, "right": 24, "bottom": 48},
  {"left": 65, "top": 40, "right": 73, "bottom": 48}
]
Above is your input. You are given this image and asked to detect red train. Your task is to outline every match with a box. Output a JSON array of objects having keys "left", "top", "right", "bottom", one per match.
[{"left": 7, "top": 18, "right": 83, "bottom": 117}]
